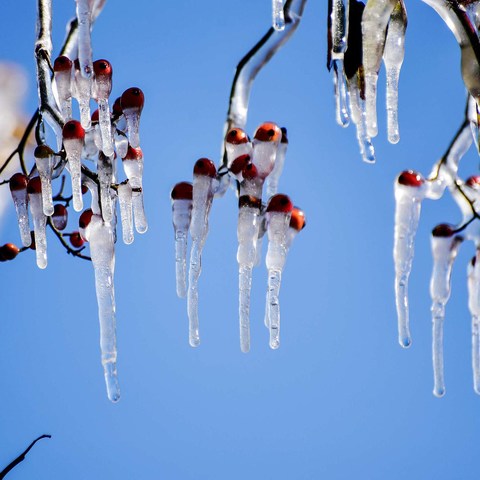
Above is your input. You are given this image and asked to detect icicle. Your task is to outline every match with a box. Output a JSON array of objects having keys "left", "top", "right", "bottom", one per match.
[
  {"left": 171, "top": 182, "right": 193, "bottom": 298},
  {"left": 252, "top": 122, "right": 282, "bottom": 179},
  {"left": 73, "top": 60, "right": 92, "bottom": 130},
  {"left": 93, "top": 59, "right": 114, "bottom": 157},
  {"left": 51, "top": 204, "right": 68, "bottom": 231},
  {"left": 114, "top": 130, "right": 129, "bottom": 159},
  {"left": 237, "top": 195, "right": 262, "bottom": 353},
  {"left": 53, "top": 56, "right": 73, "bottom": 121},
  {"left": 76, "top": 0, "right": 94, "bottom": 79},
  {"left": 393, "top": 170, "right": 426, "bottom": 348},
  {"left": 362, "top": 0, "right": 397, "bottom": 138},
  {"left": 333, "top": 60, "right": 350, "bottom": 127},
  {"left": 122, "top": 146, "right": 147, "bottom": 233},
  {"left": 468, "top": 254, "right": 480, "bottom": 394},
  {"left": 97, "top": 151, "right": 114, "bottom": 222},
  {"left": 117, "top": 183, "right": 134, "bottom": 245},
  {"left": 187, "top": 159, "right": 216, "bottom": 347},
  {"left": 266, "top": 127, "right": 288, "bottom": 199},
  {"left": 120, "top": 88, "right": 144, "bottom": 148},
  {"left": 82, "top": 174, "right": 101, "bottom": 215},
  {"left": 9, "top": 173, "right": 31, "bottom": 247},
  {"left": 272, "top": 0, "right": 285, "bottom": 31},
  {"left": 225, "top": 128, "right": 252, "bottom": 170},
  {"left": 88, "top": 214, "right": 120, "bottom": 402},
  {"left": 265, "top": 194, "right": 293, "bottom": 349},
  {"left": 34, "top": 145, "right": 56, "bottom": 217},
  {"left": 63, "top": 120, "right": 86, "bottom": 212},
  {"left": 27, "top": 177, "right": 47, "bottom": 269},
  {"left": 429, "top": 224, "right": 461, "bottom": 397}
]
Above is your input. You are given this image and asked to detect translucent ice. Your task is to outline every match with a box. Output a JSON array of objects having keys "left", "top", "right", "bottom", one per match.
[
  {"left": 117, "top": 183, "right": 133, "bottom": 245},
  {"left": 34, "top": 145, "right": 56, "bottom": 217},
  {"left": 63, "top": 121, "right": 85, "bottom": 212},
  {"left": 272, "top": 0, "right": 285, "bottom": 31},
  {"left": 266, "top": 128, "right": 288, "bottom": 199},
  {"left": 27, "top": 178, "right": 48, "bottom": 269},
  {"left": 9, "top": 173, "right": 31, "bottom": 247},
  {"left": 97, "top": 151, "right": 114, "bottom": 222},
  {"left": 76, "top": 0, "right": 94, "bottom": 79},
  {"left": 468, "top": 255, "right": 480, "bottom": 394}
]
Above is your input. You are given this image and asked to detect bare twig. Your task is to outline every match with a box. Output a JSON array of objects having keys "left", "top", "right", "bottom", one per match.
[{"left": 47, "top": 218, "right": 91, "bottom": 261}]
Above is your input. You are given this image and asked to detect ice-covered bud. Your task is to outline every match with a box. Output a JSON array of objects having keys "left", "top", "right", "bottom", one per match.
[
  {"left": 93, "top": 60, "right": 114, "bottom": 156},
  {"left": 34, "top": 145, "right": 56, "bottom": 216},
  {"left": 226, "top": 128, "right": 252, "bottom": 170},
  {"left": 73, "top": 58, "right": 92, "bottom": 129},
  {"left": 266, "top": 193, "right": 294, "bottom": 213},
  {"left": 54, "top": 55, "right": 73, "bottom": 73},
  {"left": 91, "top": 109, "right": 99, "bottom": 124},
  {"left": 9, "top": 172, "right": 28, "bottom": 192},
  {"left": 0, "top": 243, "right": 20, "bottom": 262},
  {"left": 171, "top": 181, "right": 193, "bottom": 201},
  {"left": 53, "top": 55, "right": 73, "bottom": 120},
  {"left": 9, "top": 172, "right": 30, "bottom": 248},
  {"left": 252, "top": 122, "right": 282, "bottom": 179},
  {"left": 79, "top": 208, "right": 93, "bottom": 241},
  {"left": 112, "top": 97, "right": 123, "bottom": 118},
  {"left": 27, "top": 176, "right": 42, "bottom": 195},
  {"left": 397, "top": 170, "right": 424, "bottom": 188},
  {"left": 238, "top": 195, "right": 262, "bottom": 210},
  {"left": 193, "top": 158, "right": 216, "bottom": 178},
  {"left": 27, "top": 177, "right": 47, "bottom": 269},
  {"left": 230, "top": 154, "right": 251, "bottom": 176},
  {"left": 70, "top": 231, "right": 85, "bottom": 248},
  {"left": 466, "top": 175, "right": 480, "bottom": 188},
  {"left": 432, "top": 223, "right": 456, "bottom": 238},
  {"left": 52, "top": 204, "right": 68, "bottom": 230},
  {"left": 63, "top": 120, "right": 85, "bottom": 212},
  {"left": 226, "top": 128, "right": 249, "bottom": 145},
  {"left": 290, "top": 207, "right": 306, "bottom": 231},
  {"left": 93, "top": 59, "right": 112, "bottom": 99},
  {"left": 121, "top": 87, "right": 144, "bottom": 148},
  {"left": 239, "top": 163, "right": 263, "bottom": 199},
  {"left": 63, "top": 119, "right": 85, "bottom": 141}
]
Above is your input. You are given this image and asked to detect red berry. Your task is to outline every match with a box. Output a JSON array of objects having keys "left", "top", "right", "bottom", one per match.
[
  {"left": 290, "top": 207, "right": 306, "bottom": 231},
  {"left": 193, "top": 158, "right": 216, "bottom": 178},
  {"left": 91, "top": 109, "right": 99, "bottom": 123},
  {"left": 397, "top": 170, "right": 424, "bottom": 187},
  {"left": 53, "top": 55, "right": 72, "bottom": 72},
  {"left": 70, "top": 231, "right": 85, "bottom": 248},
  {"left": 230, "top": 154, "right": 251, "bottom": 175},
  {"left": 280, "top": 127, "right": 288, "bottom": 144},
  {"left": 112, "top": 97, "right": 123, "bottom": 117},
  {"left": 226, "top": 128, "right": 249, "bottom": 145},
  {"left": 242, "top": 163, "right": 258, "bottom": 180},
  {"left": 79, "top": 209, "right": 93, "bottom": 229},
  {"left": 238, "top": 195, "right": 261, "bottom": 209},
  {"left": 123, "top": 146, "right": 143, "bottom": 161},
  {"left": 266, "top": 194, "right": 293, "bottom": 213},
  {"left": 9, "top": 173, "right": 28, "bottom": 192},
  {"left": 34, "top": 144, "right": 55, "bottom": 159},
  {"left": 81, "top": 184, "right": 89, "bottom": 195},
  {"left": 254, "top": 122, "right": 282, "bottom": 142},
  {"left": 93, "top": 59, "right": 112, "bottom": 77},
  {"left": 0, "top": 243, "right": 20, "bottom": 261},
  {"left": 171, "top": 182, "right": 193, "bottom": 200},
  {"left": 27, "top": 177, "right": 42, "bottom": 194},
  {"left": 466, "top": 176, "right": 480, "bottom": 188},
  {"left": 63, "top": 120, "right": 85, "bottom": 140},
  {"left": 432, "top": 223, "right": 455, "bottom": 237},
  {"left": 52, "top": 204, "right": 68, "bottom": 230},
  {"left": 121, "top": 87, "right": 144, "bottom": 111}
]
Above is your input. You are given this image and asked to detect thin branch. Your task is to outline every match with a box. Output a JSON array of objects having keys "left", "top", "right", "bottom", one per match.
[
  {"left": 47, "top": 218, "right": 91, "bottom": 261},
  {"left": 0, "top": 434, "right": 51, "bottom": 479}
]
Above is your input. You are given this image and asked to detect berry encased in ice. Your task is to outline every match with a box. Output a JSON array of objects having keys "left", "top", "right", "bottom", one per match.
[
  {"left": 193, "top": 158, "right": 216, "bottom": 178},
  {"left": 280, "top": 127, "right": 288, "bottom": 144},
  {"left": 238, "top": 195, "right": 262, "bottom": 209},
  {"left": 91, "top": 109, "right": 99, "bottom": 123},
  {"left": 290, "top": 207, "right": 306, "bottom": 231},
  {"left": 432, "top": 223, "right": 455, "bottom": 237},
  {"left": 9, "top": 173, "right": 28, "bottom": 192},
  {"left": 93, "top": 59, "right": 112, "bottom": 78},
  {"left": 70, "top": 231, "right": 85, "bottom": 248},
  {"left": 0, "top": 243, "right": 20, "bottom": 261},
  {"left": 266, "top": 194, "right": 293, "bottom": 213},
  {"left": 34, "top": 144, "right": 55, "bottom": 159},
  {"left": 171, "top": 182, "right": 193, "bottom": 201},
  {"left": 122, "top": 146, "right": 143, "bottom": 161},
  {"left": 230, "top": 154, "right": 251, "bottom": 175},
  {"left": 226, "top": 128, "right": 249, "bottom": 145},
  {"left": 121, "top": 87, "right": 144, "bottom": 111},
  {"left": 397, "top": 170, "right": 424, "bottom": 187},
  {"left": 52, "top": 204, "right": 68, "bottom": 230},
  {"left": 63, "top": 120, "right": 85, "bottom": 140},
  {"left": 254, "top": 122, "right": 282, "bottom": 142},
  {"left": 53, "top": 55, "right": 72, "bottom": 72},
  {"left": 112, "top": 97, "right": 123, "bottom": 117},
  {"left": 242, "top": 163, "right": 258, "bottom": 180},
  {"left": 466, "top": 175, "right": 480, "bottom": 188},
  {"left": 27, "top": 177, "right": 42, "bottom": 194},
  {"left": 79, "top": 209, "right": 93, "bottom": 229}
]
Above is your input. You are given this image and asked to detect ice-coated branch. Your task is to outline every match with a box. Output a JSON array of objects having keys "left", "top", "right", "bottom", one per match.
[{"left": 223, "top": 0, "right": 308, "bottom": 165}]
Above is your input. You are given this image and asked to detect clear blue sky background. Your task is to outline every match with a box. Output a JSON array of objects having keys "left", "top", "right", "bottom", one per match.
[{"left": 0, "top": 1, "right": 479, "bottom": 479}]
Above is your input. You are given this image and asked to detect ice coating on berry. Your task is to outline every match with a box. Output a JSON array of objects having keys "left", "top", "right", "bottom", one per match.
[
  {"left": 63, "top": 120, "right": 85, "bottom": 140},
  {"left": 397, "top": 170, "right": 424, "bottom": 187},
  {"left": 238, "top": 195, "right": 262, "bottom": 209},
  {"left": 9, "top": 173, "right": 28, "bottom": 191},
  {"left": 432, "top": 223, "right": 455, "bottom": 238},
  {"left": 93, "top": 59, "right": 112, "bottom": 77},
  {"left": 91, "top": 109, "right": 99, "bottom": 123},
  {"left": 226, "top": 128, "right": 249, "bottom": 145},
  {"left": 266, "top": 194, "right": 293, "bottom": 213},
  {"left": 466, "top": 175, "right": 480, "bottom": 188},
  {"left": 54, "top": 55, "right": 73, "bottom": 72},
  {"left": 230, "top": 155, "right": 251, "bottom": 175},
  {"left": 254, "top": 122, "right": 282, "bottom": 142},
  {"left": 171, "top": 182, "right": 193, "bottom": 201},
  {"left": 70, "top": 231, "right": 85, "bottom": 247},
  {"left": 193, "top": 158, "right": 216, "bottom": 178},
  {"left": 34, "top": 145, "right": 55, "bottom": 159},
  {"left": 122, "top": 146, "right": 143, "bottom": 161},
  {"left": 290, "top": 207, "right": 306, "bottom": 231},
  {"left": 79, "top": 208, "right": 94, "bottom": 229},
  {"left": 112, "top": 97, "right": 123, "bottom": 117},
  {"left": 27, "top": 177, "right": 42, "bottom": 194},
  {"left": 121, "top": 87, "right": 144, "bottom": 111},
  {"left": 52, "top": 204, "right": 68, "bottom": 230}
]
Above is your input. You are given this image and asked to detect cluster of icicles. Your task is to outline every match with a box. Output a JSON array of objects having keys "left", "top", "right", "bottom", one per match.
[
  {"left": 171, "top": 122, "right": 305, "bottom": 352},
  {"left": 328, "top": 0, "right": 407, "bottom": 162},
  {"left": 8, "top": 48, "right": 146, "bottom": 400}
]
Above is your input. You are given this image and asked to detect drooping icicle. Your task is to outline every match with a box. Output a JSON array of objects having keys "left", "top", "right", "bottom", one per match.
[
  {"left": 63, "top": 120, "right": 86, "bottom": 212},
  {"left": 187, "top": 159, "right": 216, "bottom": 347},
  {"left": 393, "top": 170, "right": 426, "bottom": 348},
  {"left": 93, "top": 59, "right": 114, "bottom": 157},
  {"left": 117, "top": 183, "right": 134, "bottom": 245},
  {"left": 122, "top": 146, "right": 147, "bottom": 233},
  {"left": 53, "top": 56, "right": 73, "bottom": 121},
  {"left": 34, "top": 145, "right": 56, "bottom": 216},
  {"left": 75, "top": 0, "right": 94, "bottom": 79},
  {"left": 73, "top": 59, "right": 92, "bottom": 129},
  {"left": 171, "top": 182, "right": 193, "bottom": 299},
  {"left": 114, "top": 130, "right": 129, "bottom": 159},
  {"left": 27, "top": 177, "right": 48, "bottom": 269},
  {"left": 266, "top": 127, "right": 288, "bottom": 199},
  {"left": 265, "top": 194, "right": 293, "bottom": 349},
  {"left": 383, "top": 1, "right": 407, "bottom": 144},
  {"left": 237, "top": 195, "right": 262, "bottom": 353},
  {"left": 252, "top": 122, "right": 282, "bottom": 179},
  {"left": 468, "top": 254, "right": 480, "bottom": 394},
  {"left": 82, "top": 174, "right": 101, "bottom": 215},
  {"left": 333, "top": 61, "right": 350, "bottom": 127},
  {"left": 272, "top": 0, "right": 285, "bottom": 31},
  {"left": 429, "top": 224, "right": 461, "bottom": 397},
  {"left": 362, "top": 0, "right": 397, "bottom": 138},
  {"left": 121, "top": 88, "right": 144, "bottom": 148},
  {"left": 97, "top": 151, "right": 114, "bottom": 222},
  {"left": 9, "top": 173, "right": 31, "bottom": 247},
  {"left": 88, "top": 213, "right": 120, "bottom": 402}
]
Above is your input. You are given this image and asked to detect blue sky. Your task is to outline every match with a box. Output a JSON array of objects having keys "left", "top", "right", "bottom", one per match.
[{"left": 0, "top": 1, "right": 479, "bottom": 479}]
